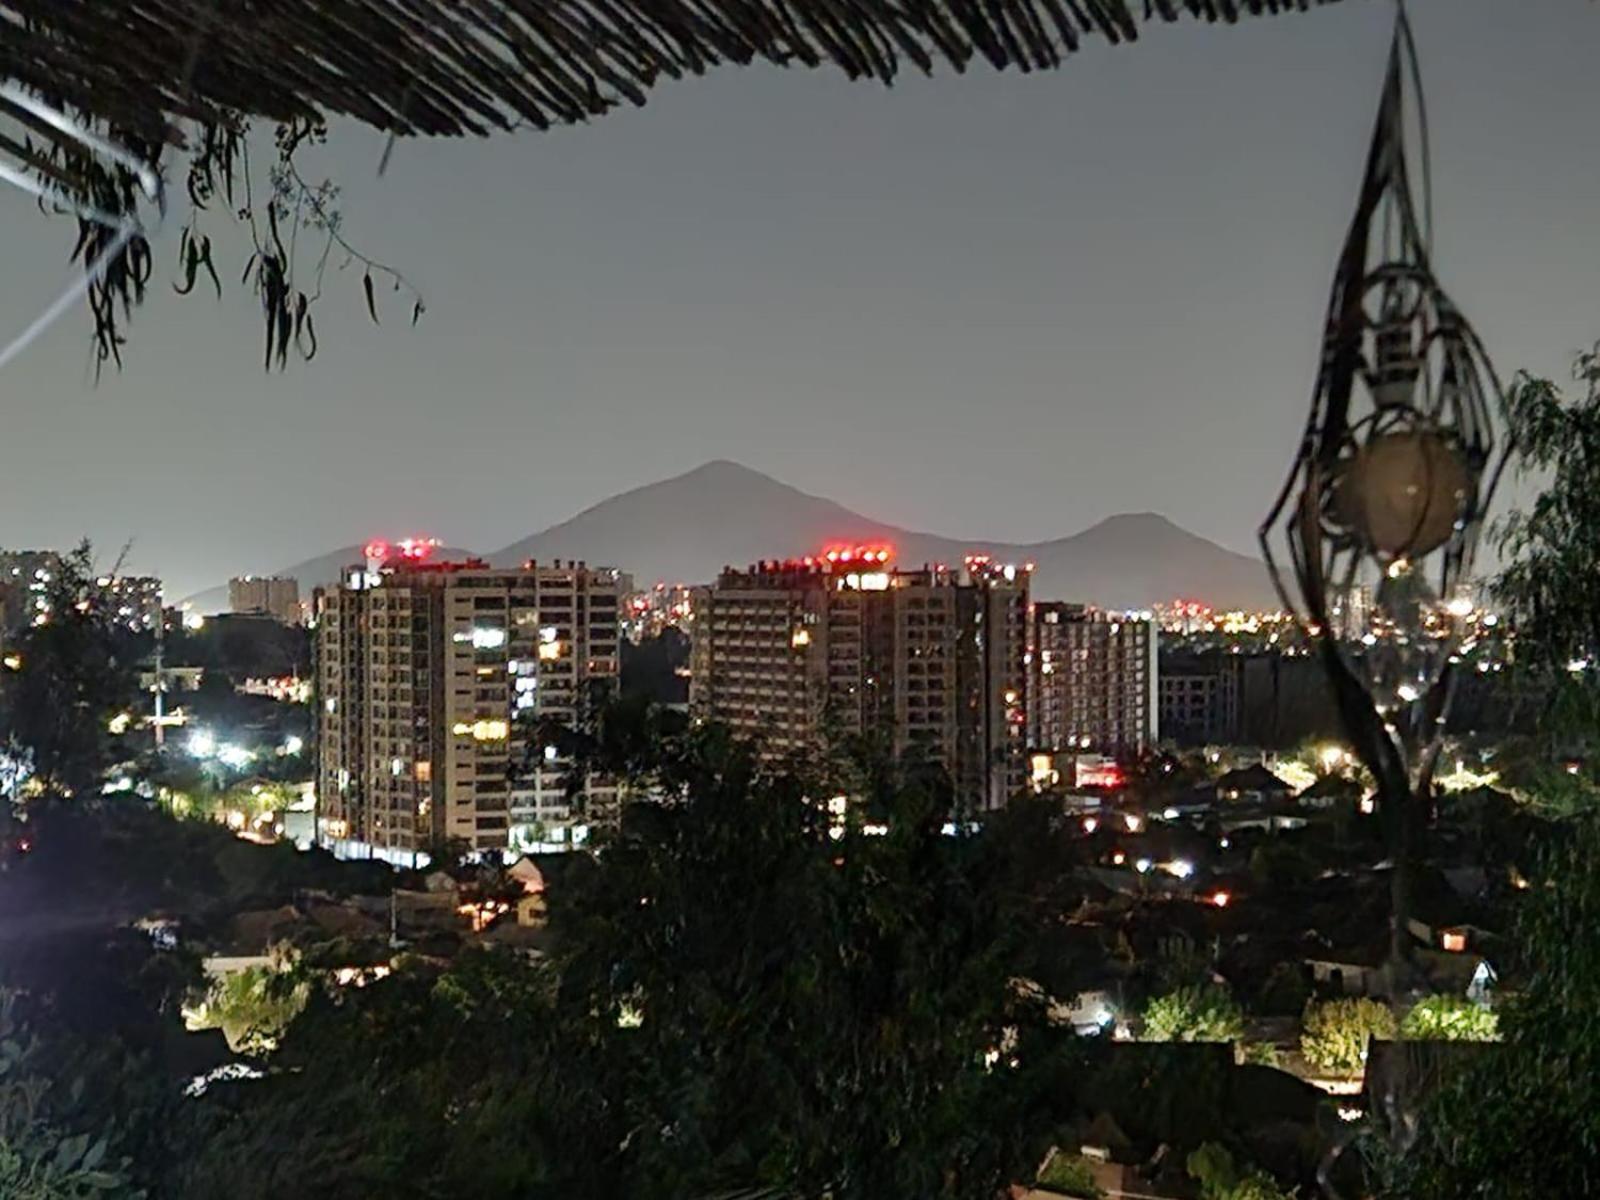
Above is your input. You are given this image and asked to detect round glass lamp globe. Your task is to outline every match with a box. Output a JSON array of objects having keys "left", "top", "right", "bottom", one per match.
[{"left": 1334, "top": 430, "right": 1474, "bottom": 560}]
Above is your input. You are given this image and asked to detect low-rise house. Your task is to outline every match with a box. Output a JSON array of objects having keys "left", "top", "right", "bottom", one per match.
[
  {"left": 1305, "top": 938, "right": 1388, "bottom": 997},
  {"left": 1048, "top": 988, "right": 1120, "bottom": 1036},
  {"left": 1215, "top": 763, "right": 1295, "bottom": 805}
]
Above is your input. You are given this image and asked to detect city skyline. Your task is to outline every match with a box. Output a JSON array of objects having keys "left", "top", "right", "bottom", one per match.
[
  {"left": 0, "top": 7, "right": 1591, "bottom": 1198},
  {"left": 0, "top": 0, "right": 1589, "bottom": 595}
]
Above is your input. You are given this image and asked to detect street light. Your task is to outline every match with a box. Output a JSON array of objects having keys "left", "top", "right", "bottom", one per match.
[{"left": 1260, "top": 17, "right": 1509, "bottom": 985}]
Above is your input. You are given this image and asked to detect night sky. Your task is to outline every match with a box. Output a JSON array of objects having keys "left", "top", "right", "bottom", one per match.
[{"left": 0, "top": 0, "right": 1592, "bottom": 598}]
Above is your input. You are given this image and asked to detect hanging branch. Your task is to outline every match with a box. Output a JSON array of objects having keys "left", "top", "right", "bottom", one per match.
[
  {"left": 0, "top": 0, "right": 1346, "bottom": 372},
  {"left": 164, "top": 114, "right": 425, "bottom": 372}
]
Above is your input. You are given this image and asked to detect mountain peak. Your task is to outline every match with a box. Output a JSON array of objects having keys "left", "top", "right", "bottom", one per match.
[
  {"left": 677, "top": 459, "right": 776, "bottom": 483},
  {"left": 186, "top": 468, "right": 1276, "bottom": 613},
  {"left": 1092, "top": 512, "right": 1183, "bottom": 530}
]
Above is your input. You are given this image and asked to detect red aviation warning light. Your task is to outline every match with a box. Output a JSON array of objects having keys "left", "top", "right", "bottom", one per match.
[
  {"left": 397, "top": 537, "right": 440, "bottom": 561},
  {"left": 820, "top": 544, "right": 893, "bottom": 566},
  {"left": 365, "top": 537, "right": 441, "bottom": 565}
]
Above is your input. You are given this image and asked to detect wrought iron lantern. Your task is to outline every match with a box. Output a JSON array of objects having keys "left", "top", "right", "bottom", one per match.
[{"left": 1260, "top": 15, "right": 1510, "bottom": 942}]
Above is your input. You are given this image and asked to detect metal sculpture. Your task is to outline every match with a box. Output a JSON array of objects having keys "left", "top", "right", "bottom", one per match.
[{"left": 1260, "top": 12, "right": 1509, "bottom": 980}]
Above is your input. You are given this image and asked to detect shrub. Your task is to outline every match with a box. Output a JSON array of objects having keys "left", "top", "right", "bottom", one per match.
[
  {"left": 1038, "top": 1153, "right": 1102, "bottom": 1198},
  {"left": 1142, "top": 985, "right": 1244, "bottom": 1043},
  {"left": 1300, "top": 997, "right": 1396, "bottom": 1075},
  {"left": 1400, "top": 994, "right": 1499, "bottom": 1041},
  {"left": 1235, "top": 1040, "right": 1281, "bottom": 1068}
]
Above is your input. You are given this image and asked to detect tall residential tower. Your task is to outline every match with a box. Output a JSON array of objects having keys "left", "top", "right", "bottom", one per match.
[
  {"left": 314, "top": 544, "right": 620, "bottom": 861},
  {"left": 690, "top": 549, "right": 1029, "bottom": 808},
  {"left": 1028, "top": 603, "right": 1158, "bottom": 757}
]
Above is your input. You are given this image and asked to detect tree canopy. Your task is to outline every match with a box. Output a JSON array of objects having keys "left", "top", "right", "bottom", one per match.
[
  {"left": 1300, "top": 997, "right": 1395, "bottom": 1076},
  {"left": 0, "top": 544, "right": 139, "bottom": 801},
  {"left": 159, "top": 725, "right": 1090, "bottom": 1198},
  {"left": 1389, "top": 817, "right": 1600, "bottom": 1199},
  {"left": 1141, "top": 985, "right": 1245, "bottom": 1043}
]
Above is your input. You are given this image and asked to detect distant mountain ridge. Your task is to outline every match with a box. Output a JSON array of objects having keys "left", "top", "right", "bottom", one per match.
[{"left": 184, "top": 461, "right": 1275, "bottom": 611}]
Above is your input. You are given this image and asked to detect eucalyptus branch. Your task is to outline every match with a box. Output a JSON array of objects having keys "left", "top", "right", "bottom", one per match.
[{"left": 283, "top": 158, "right": 424, "bottom": 323}]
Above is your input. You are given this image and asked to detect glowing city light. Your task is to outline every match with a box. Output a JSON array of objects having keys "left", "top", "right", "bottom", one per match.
[
  {"left": 821, "top": 544, "right": 894, "bottom": 566},
  {"left": 216, "top": 744, "right": 254, "bottom": 770}
]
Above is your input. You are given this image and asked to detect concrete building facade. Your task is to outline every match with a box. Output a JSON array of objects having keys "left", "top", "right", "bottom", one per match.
[
  {"left": 1028, "top": 603, "right": 1158, "bottom": 756},
  {"left": 1159, "top": 653, "right": 1242, "bottom": 746},
  {"left": 315, "top": 553, "right": 620, "bottom": 862},
  {"left": 1, "top": 550, "right": 161, "bottom": 636},
  {"left": 230, "top": 575, "right": 303, "bottom": 625},
  {"left": 690, "top": 551, "right": 1029, "bottom": 808}
]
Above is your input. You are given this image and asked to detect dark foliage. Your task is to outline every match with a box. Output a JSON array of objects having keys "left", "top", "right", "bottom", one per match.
[
  {"left": 1386, "top": 818, "right": 1600, "bottom": 1198},
  {"left": 1494, "top": 352, "right": 1600, "bottom": 677},
  {"left": 0, "top": 543, "right": 140, "bottom": 800},
  {"left": 167, "top": 724, "right": 1085, "bottom": 1198},
  {"left": 621, "top": 627, "right": 690, "bottom": 705},
  {"left": 1492, "top": 351, "right": 1600, "bottom": 770}
]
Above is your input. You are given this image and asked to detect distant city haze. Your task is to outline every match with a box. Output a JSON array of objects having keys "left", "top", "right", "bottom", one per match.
[{"left": 0, "top": 0, "right": 1590, "bottom": 597}]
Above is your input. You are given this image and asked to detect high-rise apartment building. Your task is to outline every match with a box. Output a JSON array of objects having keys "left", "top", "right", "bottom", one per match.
[
  {"left": 0, "top": 550, "right": 161, "bottom": 635},
  {"left": 689, "top": 550, "right": 1029, "bottom": 808},
  {"left": 314, "top": 548, "right": 621, "bottom": 862},
  {"left": 96, "top": 574, "right": 163, "bottom": 632},
  {"left": 230, "top": 575, "right": 304, "bottom": 625},
  {"left": 1158, "top": 652, "right": 1241, "bottom": 746},
  {"left": 0, "top": 550, "right": 60, "bottom": 634},
  {"left": 1028, "top": 603, "right": 1158, "bottom": 756}
]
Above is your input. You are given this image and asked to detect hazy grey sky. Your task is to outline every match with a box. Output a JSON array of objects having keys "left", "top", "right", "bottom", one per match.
[{"left": 0, "top": 0, "right": 1593, "bottom": 598}]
